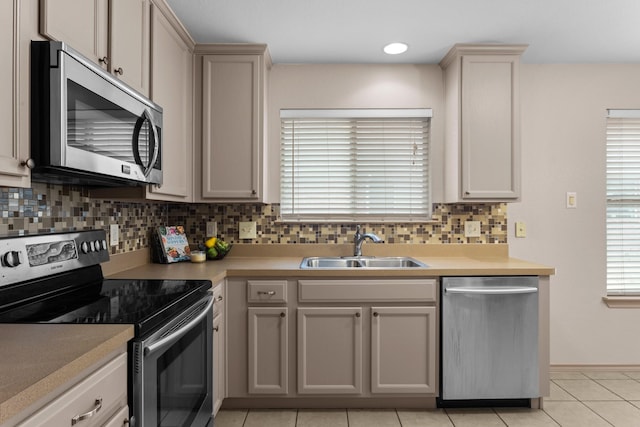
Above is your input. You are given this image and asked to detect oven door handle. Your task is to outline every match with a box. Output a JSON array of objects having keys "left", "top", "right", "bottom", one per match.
[{"left": 144, "top": 295, "right": 213, "bottom": 356}]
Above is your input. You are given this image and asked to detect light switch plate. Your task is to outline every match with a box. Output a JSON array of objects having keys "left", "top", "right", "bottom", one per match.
[
  {"left": 206, "top": 221, "right": 217, "bottom": 237},
  {"left": 110, "top": 224, "right": 119, "bottom": 246},
  {"left": 464, "top": 221, "right": 481, "bottom": 238},
  {"left": 239, "top": 221, "right": 257, "bottom": 239},
  {"left": 515, "top": 221, "right": 527, "bottom": 238}
]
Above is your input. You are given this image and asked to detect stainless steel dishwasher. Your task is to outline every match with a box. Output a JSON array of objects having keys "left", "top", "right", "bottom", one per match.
[{"left": 441, "top": 276, "right": 539, "bottom": 403}]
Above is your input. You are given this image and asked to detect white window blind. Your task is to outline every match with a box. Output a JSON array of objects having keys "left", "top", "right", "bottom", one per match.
[
  {"left": 606, "top": 110, "right": 640, "bottom": 295},
  {"left": 280, "top": 109, "right": 431, "bottom": 222}
]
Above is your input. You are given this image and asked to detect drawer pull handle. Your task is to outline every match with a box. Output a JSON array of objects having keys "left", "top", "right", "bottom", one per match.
[
  {"left": 216, "top": 295, "right": 224, "bottom": 302},
  {"left": 71, "top": 398, "right": 102, "bottom": 425},
  {"left": 257, "top": 291, "right": 276, "bottom": 296}
]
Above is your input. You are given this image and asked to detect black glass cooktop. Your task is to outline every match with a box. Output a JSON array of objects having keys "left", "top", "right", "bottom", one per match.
[{"left": 0, "top": 270, "right": 211, "bottom": 337}]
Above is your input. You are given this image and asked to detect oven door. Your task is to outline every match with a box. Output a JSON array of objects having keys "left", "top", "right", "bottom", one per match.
[{"left": 131, "top": 294, "right": 213, "bottom": 427}]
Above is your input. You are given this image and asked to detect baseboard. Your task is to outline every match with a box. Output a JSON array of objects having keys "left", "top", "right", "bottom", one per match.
[{"left": 550, "top": 364, "right": 640, "bottom": 372}]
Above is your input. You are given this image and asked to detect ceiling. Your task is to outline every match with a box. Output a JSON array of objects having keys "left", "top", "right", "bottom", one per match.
[{"left": 166, "top": 0, "right": 640, "bottom": 64}]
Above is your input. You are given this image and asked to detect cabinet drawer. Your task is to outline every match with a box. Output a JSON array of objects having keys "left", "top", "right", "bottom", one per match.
[
  {"left": 212, "top": 282, "right": 224, "bottom": 317},
  {"left": 298, "top": 279, "right": 436, "bottom": 303},
  {"left": 247, "top": 280, "right": 288, "bottom": 303},
  {"left": 18, "top": 353, "right": 127, "bottom": 427}
]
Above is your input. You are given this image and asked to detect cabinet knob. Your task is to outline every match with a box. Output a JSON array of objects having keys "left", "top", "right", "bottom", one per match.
[
  {"left": 20, "top": 158, "right": 35, "bottom": 169},
  {"left": 213, "top": 326, "right": 219, "bottom": 332},
  {"left": 99, "top": 56, "right": 109, "bottom": 66},
  {"left": 251, "top": 189, "right": 257, "bottom": 195},
  {"left": 373, "top": 312, "right": 379, "bottom": 317},
  {"left": 280, "top": 312, "right": 286, "bottom": 318},
  {"left": 355, "top": 312, "right": 361, "bottom": 318},
  {"left": 216, "top": 295, "right": 224, "bottom": 302},
  {"left": 114, "top": 67, "right": 123, "bottom": 75},
  {"left": 464, "top": 191, "right": 470, "bottom": 195}
]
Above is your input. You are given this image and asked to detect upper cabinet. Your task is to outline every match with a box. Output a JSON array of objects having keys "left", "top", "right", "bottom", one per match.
[
  {"left": 40, "top": 0, "right": 150, "bottom": 96},
  {"left": 195, "top": 45, "right": 271, "bottom": 202},
  {"left": 440, "top": 44, "right": 527, "bottom": 202},
  {"left": 0, "top": 0, "right": 35, "bottom": 188}
]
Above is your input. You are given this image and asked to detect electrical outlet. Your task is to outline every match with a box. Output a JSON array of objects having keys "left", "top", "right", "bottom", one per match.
[
  {"left": 515, "top": 221, "right": 527, "bottom": 238},
  {"left": 566, "top": 192, "right": 577, "bottom": 209},
  {"left": 239, "top": 221, "right": 257, "bottom": 239},
  {"left": 206, "top": 221, "right": 217, "bottom": 237},
  {"left": 110, "top": 224, "right": 119, "bottom": 246},
  {"left": 464, "top": 221, "right": 481, "bottom": 238}
]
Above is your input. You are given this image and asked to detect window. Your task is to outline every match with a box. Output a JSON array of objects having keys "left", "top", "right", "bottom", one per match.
[
  {"left": 606, "top": 109, "right": 640, "bottom": 295},
  {"left": 280, "top": 109, "right": 431, "bottom": 222}
]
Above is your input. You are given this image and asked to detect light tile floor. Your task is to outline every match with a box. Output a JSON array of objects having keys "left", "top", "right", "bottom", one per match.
[{"left": 214, "top": 371, "right": 640, "bottom": 427}]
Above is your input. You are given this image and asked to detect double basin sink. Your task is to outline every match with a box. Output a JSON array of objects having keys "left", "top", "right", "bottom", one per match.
[{"left": 300, "top": 256, "right": 428, "bottom": 269}]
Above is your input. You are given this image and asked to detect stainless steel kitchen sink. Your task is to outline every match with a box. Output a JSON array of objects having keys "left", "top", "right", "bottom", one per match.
[{"left": 300, "top": 256, "right": 428, "bottom": 269}]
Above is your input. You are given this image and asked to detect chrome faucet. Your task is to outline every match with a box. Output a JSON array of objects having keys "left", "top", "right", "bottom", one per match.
[{"left": 353, "top": 225, "right": 384, "bottom": 256}]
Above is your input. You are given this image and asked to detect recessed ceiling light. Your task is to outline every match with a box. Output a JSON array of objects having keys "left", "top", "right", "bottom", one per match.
[{"left": 383, "top": 42, "right": 408, "bottom": 55}]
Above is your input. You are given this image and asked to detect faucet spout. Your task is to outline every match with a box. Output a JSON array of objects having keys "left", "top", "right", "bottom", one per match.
[{"left": 353, "top": 225, "right": 384, "bottom": 257}]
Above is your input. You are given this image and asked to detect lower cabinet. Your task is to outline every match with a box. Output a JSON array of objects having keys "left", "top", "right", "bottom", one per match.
[
  {"left": 371, "top": 306, "right": 436, "bottom": 394},
  {"left": 297, "top": 307, "right": 362, "bottom": 394},
  {"left": 247, "top": 307, "right": 289, "bottom": 394},
  {"left": 101, "top": 405, "right": 130, "bottom": 427},
  {"left": 212, "top": 281, "right": 226, "bottom": 416},
  {"left": 227, "top": 277, "right": 438, "bottom": 401},
  {"left": 17, "top": 352, "right": 128, "bottom": 427}
]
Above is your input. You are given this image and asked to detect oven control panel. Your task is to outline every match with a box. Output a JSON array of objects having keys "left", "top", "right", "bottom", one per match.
[{"left": 0, "top": 229, "right": 110, "bottom": 287}]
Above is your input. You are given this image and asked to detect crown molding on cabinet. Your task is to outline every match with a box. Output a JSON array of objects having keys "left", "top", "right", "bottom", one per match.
[
  {"left": 151, "top": 0, "right": 195, "bottom": 51},
  {"left": 439, "top": 43, "right": 529, "bottom": 68},
  {"left": 194, "top": 43, "right": 272, "bottom": 69}
]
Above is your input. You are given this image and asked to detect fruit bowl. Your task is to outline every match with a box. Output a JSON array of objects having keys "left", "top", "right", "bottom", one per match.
[
  {"left": 200, "top": 237, "right": 232, "bottom": 260},
  {"left": 207, "top": 244, "right": 232, "bottom": 260}
]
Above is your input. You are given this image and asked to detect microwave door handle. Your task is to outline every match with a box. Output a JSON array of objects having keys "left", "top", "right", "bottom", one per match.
[
  {"left": 146, "top": 111, "right": 160, "bottom": 178},
  {"left": 144, "top": 296, "right": 213, "bottom": 357},
  {"left": 132, "top": 109, "right": 159, "bottom": 178}
]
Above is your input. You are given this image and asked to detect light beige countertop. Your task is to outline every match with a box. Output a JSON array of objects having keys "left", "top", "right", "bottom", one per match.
[
  {"left": 105, "top": 243, "right": 555, "bottom": 280},
  {"left": 0, "top": 324, "right": 133, "bottom": 425}
]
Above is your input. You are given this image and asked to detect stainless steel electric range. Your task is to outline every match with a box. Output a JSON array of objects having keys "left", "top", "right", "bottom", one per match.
[{"left": 0, "top": 229, "right": 213, "bottom": 427}]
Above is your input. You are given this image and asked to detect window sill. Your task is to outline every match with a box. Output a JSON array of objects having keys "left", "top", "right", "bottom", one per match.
[{"left": 602, "top": 296, "right": 640, "bottom": 308}]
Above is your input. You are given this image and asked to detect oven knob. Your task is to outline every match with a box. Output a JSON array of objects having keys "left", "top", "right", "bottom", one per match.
[
  {"left": 3, "top": 251, "right": 21, "bottom": 267},
  {"left": 94, "top": 240, "right": 102, "bottom": 251},
  {"left": 101, "top": 239, "right": 107, "bottom": 250},
  {"left": 81, "top": 241, "right": 90, "bottom": 253},
  {"left": 89, "top": 241, "right": 95, "bottom": 252}
]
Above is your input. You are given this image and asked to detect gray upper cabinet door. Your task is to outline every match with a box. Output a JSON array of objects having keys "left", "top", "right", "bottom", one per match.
[
  {"left": 0, "top": 0, "right": 31, "bottom": 188},
  {"left": 40, "top": 0, "right": 109, "bottom": 68},
  {"left": 440, "top": 44, "right": 526, "bottom": 202}
]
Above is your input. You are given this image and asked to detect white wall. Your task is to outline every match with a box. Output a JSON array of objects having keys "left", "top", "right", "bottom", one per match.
[
  {"left": 267, "top": 64, "right": 445, "bottom": 203},
  {"left": 510, "top": 64, "right": 640, "bottom": 365}
]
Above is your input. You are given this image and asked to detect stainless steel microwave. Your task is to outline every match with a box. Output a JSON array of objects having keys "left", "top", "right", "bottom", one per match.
[{"left": 30, "top": 41, "right": 163, "bottom": 186}]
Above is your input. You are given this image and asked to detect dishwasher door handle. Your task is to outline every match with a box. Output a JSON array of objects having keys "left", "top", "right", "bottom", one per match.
[{"left": 445, "top": 286, "right": 538, "bottom": 295}]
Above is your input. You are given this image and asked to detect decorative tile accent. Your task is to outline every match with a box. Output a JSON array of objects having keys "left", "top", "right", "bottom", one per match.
[
  {"left": 1, "top": 183, "right": 508, "bottom": 255},
  {"left": 169, "top": 202, "right": 508, "bottom": 246},
  {"left": 0, "top": 183, "right": 169, "bottom": 254}
]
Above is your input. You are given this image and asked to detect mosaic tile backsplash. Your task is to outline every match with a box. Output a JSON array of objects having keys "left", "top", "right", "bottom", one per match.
[{"left": 1, "top": 183, "right": 507, "bottom": 255}]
